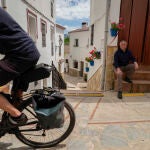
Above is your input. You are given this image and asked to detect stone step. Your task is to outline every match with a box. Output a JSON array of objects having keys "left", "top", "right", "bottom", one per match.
[
  {"left": 133, "top": 71, "right": 150, "bottom": 80},
  {"left": 139, "top": 65, "right": 150, "bottom": 71},
  {"left": 114, "top": 80, "right": 150, "bottom": 93}
]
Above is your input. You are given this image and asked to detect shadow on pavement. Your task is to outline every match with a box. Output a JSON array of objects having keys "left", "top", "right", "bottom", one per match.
[{"left": 0, "top": 142, "right": 66, "bottom": 150}]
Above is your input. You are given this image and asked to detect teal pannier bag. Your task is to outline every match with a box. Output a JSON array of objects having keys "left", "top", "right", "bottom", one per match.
[{"left": 32, "top": 91, "right": 65, "bottom": 129}]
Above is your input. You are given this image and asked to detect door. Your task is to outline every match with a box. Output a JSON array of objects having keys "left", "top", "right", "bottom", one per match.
[
  {"left": 143, "top": 0, "right": 150, "bottom": 65},
  {"left": 80, "top": 61, "right": 84, "bottom": 77},
  {"left": 119, "top": 0, "right": 150, "bottom": 65},
  {"left": 118, "top": 0, "right": 133, "bottom": 43},
  {"left": 128, "top": 0, "right": 148, "bottom": 62}
]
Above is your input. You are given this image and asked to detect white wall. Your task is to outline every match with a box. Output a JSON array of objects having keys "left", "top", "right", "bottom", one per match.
[
  {"left": 26, "top": 0, "right": 55, "bottom": 23},
  {"left": 69, "top": 30, "right": 90, "bottom": 73},
  {"left": 2, "top": 0, "right": 57, "bottom": 89},
  {"left": 56, "top": 26, "right": 65, "bottom": 74},
  {"left": 6, "top": 0, "right": 56, "bottom": 65}
]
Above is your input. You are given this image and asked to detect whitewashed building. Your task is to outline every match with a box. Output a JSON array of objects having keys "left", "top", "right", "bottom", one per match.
[
  {"left": 0, "top": 0, "right": 65, "bottom": 90},
  {"left": 69, "top": 22, "right": 90, "bottom": 79},
  {"left": 55, "top": 24, "right": 65, "bottom": 77}
]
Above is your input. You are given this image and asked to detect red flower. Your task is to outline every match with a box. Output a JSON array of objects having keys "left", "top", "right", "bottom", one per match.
[{"left": 90, "top": 50, "right": 95, "bottom": 54}]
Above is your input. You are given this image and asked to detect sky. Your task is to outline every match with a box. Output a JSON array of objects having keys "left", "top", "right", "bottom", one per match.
[{"left": 56, "top": 0, "right": 90, "bottom": 33}]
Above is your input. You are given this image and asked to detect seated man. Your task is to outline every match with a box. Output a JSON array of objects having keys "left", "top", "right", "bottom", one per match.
[
  {"left": 0, "top": 7, "right": 40, "bottom": 128},
  {"left": 114, "top": 40, "right": 139, "bottom": 99}
]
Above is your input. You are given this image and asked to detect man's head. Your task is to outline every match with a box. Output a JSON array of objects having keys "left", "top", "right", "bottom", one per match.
[{"left": 119, "top": 40, "right": 128, "bottom": 51}]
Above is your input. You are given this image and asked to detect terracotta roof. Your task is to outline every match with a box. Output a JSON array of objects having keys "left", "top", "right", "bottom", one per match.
[
  {"left": 69, "top": 27, "right": 89, "bottom": 33},
  {"left": 56, "top": 24, "right": 66, "bottom": 30}
]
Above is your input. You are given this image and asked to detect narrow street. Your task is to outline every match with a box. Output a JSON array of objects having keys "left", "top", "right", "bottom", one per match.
[
  {"left": 0, "top": 92, "right": 150, "bottom": 150},
  {"left": 64, "top": 74, "right": 87, "bottom": 90}
]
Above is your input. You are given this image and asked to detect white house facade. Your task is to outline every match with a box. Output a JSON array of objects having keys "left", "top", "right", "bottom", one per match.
[
  {"left": 0, "top": 0, "right": 65, "bottom": 91},
  {"left": 69, "top": 22, "right": 90, "bottom": 79},
  {"left": 55, "top": 24, "right": 65, "bottom": 77}
]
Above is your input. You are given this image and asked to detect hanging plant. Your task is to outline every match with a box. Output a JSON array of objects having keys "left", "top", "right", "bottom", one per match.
[
  {"left": 90, "top": 60, "right": 94, "bottom": 66},
  {"left": 85, "top": 56, "right": 94, "bottom": 62},
  {"left": 110, "top": 17, "right": 125, "bottom": 37},
  {"left": 85, "top": 67, "right": 89, "bottom": 72},
  {"left": 89, "top": 47, "right": 101, "bottom": 59}
]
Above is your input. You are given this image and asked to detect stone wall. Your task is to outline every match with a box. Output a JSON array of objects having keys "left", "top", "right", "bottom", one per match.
[
  {"left": 105, "top": 46, "right": 117, "bottom": 90},
  {"left": 69, "top": 68, "right": 80, "bottom": 77},
  {"left": 87, "top": 66, "right": 102, "bottom": 91}
]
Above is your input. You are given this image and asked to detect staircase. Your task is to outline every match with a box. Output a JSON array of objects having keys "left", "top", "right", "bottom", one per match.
[{"left": 114, "top": 66, "right": 150, "bottom": 93}]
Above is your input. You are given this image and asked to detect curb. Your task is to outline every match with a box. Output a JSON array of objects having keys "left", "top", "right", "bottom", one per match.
[
  {"left": 123, "top": 93, "right": 144, "bottom": 97},
  {"left": 64, "top": 93, "right": 104, "bottom": 97}
]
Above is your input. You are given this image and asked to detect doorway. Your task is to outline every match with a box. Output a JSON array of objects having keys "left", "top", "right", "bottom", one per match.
[
  {"left": 119, "top": 0, "right": 150, "bottom": 65},
  {"left": 80, "top": 61, "right": 84, "bottom": 77}
]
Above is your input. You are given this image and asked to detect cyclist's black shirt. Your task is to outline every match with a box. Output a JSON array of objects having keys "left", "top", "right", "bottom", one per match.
[{"left": 0, "top": 7, "right": 40, "bottom": 61}]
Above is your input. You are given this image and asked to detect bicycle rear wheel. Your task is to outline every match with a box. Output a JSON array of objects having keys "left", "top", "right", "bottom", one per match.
[{"left": 15, "top": 101, "right": 75, "bottom": 148}]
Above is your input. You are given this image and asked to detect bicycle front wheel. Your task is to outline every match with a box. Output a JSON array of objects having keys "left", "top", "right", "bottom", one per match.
[{"left": 15, "top": 101, "right": 76, "bottom": 148}]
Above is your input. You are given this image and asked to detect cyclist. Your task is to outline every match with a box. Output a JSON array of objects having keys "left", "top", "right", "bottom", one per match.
[{"left": 0, "top": 7, "right": 40, "bottom": 127}]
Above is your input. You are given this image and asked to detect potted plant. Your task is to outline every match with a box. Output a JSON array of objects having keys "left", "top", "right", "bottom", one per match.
[
  {"left": 85, "top": 56, "right": 94, "bottom": 66},
  {"left": 85, "top": 67, "right": 89, "bottom": 72},
  {"left": 110, "top": 18, "right": 125, "bottom": 37},
  {"left": 90, "top": 47, "right": 101, "bottom": 59}
]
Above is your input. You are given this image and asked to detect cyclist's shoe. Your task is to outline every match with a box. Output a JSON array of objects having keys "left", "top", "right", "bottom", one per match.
[{"left": 9, "top": 113, "right": 28, "bottom": 126}]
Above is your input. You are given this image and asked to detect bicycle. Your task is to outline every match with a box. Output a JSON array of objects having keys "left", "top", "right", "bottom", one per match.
[{"left": 0, "top": 64, "right": 76, "bottom": 148}]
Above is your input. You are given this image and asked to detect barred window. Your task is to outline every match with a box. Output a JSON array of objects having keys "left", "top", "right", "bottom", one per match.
[
  {"left": 41, "top": 22, "right": 46, "bottom": 47},
  {"left": 27, "top": 11, "right": 37, "bottom": 42}
]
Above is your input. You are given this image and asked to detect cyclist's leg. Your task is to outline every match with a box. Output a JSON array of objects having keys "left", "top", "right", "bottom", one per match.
[
  {"left": 0, "top": 69, "right": 22, "bottom": 117},
  {"left": 11, "top": 76, "right": 30, "bottom": 107}
]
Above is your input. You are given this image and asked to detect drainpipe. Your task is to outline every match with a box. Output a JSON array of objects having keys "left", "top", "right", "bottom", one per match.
[
  {"left": 1, "top": 0, "right": 7, "bottom": 10},
  {"left": 101, "top": 0, "right": 111, "bottom": 91}
]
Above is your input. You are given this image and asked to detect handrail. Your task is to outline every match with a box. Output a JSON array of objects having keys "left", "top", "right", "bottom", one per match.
[{"left": 51, "top": 62, "right": 67, "bottom": 90}]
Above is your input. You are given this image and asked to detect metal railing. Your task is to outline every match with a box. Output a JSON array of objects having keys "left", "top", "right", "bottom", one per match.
[{"left": 51, "top": 62, "right": 67, "bottom": 90}]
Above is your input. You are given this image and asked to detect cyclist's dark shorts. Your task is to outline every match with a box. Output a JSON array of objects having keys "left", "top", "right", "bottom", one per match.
[{"left": 0, "top": 57, "right": 39, "bottom": 91}]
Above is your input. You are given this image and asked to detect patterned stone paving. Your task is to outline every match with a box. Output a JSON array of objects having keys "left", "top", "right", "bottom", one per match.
[{"left": 0, "top": 92, "right": 150, "bottom": 150}]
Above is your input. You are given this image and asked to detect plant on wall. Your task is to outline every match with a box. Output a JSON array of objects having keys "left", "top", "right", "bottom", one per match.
[
  {"left": 89, "top": 47, "right": 101, "bottom": 59},
  {"left": 85, "top": 56, "right": 94, "bottom": 62},
  {"left": 85, "top": 47, "right": 101, "bottom": 67},
  {"left": 110, "top": 17, "right": 125, "bottom": 37}
]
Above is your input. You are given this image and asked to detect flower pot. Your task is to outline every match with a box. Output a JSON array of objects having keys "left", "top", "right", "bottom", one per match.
[
  {"left": 90, "top": 61, "right": 94, "bottom": 66},
  {"left": 85, "top": 67, "right": 89, "bottom": 72},
  {"left": 110, "top": 29, "right": 118, "bottom": 37}
]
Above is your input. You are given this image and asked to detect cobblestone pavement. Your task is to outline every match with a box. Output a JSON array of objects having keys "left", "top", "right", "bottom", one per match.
[
  {"left": 0, "top": 92, "right": 150, "bottom": 150},
  {"left": 64, "top": 74, "right": 87, "bottom": 90}
]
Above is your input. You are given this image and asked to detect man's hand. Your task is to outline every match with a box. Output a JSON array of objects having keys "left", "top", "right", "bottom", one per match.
[
  {"left": 116, "top": 68, "right": 122, "bottom": 74},
  {"left": 134, "top": 62, "right": 139, "bottom": 70}
]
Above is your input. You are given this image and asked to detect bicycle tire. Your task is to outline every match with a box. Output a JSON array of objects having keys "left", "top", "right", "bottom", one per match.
[{"left": 15, "top": 101, "right": 76, "bottom": 148}]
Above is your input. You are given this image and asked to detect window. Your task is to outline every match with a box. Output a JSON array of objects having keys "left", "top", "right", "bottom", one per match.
[
  {"left": 41, "top": 21, "right": 47, "bottom": 47},
  {"left": 51, "top": 26, "right": 54, "bottom": 56},
  {"left": 74, "top": 39, "right": 79, "bottom": 47},
  {"left": 73, "top": 60, "right": 78, "bottom": 69},
  {"left": 27, "top": 10, "right": 37, "bottom": 42},
  {"left": 91, "top": 24, "right": 94, "bottom": 45},
  {"left": 59, "top": 46, "right": 61, "bottom": 56},
  {"left": 51, "top": 1, "right": 54, "bottom": 18}
]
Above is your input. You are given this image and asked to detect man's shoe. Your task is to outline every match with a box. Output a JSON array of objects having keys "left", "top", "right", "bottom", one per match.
[
  {"left": 124, "top": 77, "right": 133, "bottom": 83},
  {"left": 118, "top": 91, "right": 123, "bottom": 99},
  {"left": 0, "top": 113, "right": 27, "bottom": 137},
  {"left": 9, "top": 113, "right": 28, "bottom": 126}
]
